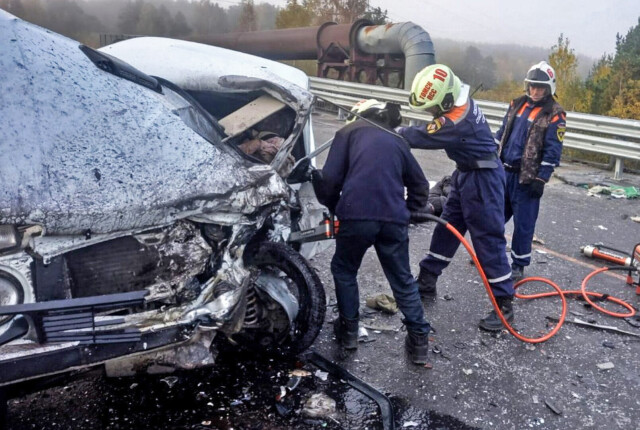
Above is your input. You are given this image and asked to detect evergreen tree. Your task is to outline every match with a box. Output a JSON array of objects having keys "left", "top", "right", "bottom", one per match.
[
  {"left": 276, "top": 0, "right": 313, "bottom": 29},
  {"left": 602, "top": 18, "right": 640, "bottom": 118},
  {"left": 191, "top": 1, "right": 228, "bottom": 36},
  {"left": 170, "top": 10, "right": 190, "bottom": 37},
  {"left": 236, "top": 0, "right": 257, "bottom": 32},
  {"left": 580, "top": 55, "right": 612, "bottom": 114}
]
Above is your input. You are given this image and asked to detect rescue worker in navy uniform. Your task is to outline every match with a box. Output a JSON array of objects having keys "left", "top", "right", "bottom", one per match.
[
  {"left": 311, "top": 99, "right": 432, "bottom": 364},
  {"left": 496, "top": 61, "right": 566, "bottom": 282},
  {"left": 398, "top": 64, "right": 516, "bottom": 331}
]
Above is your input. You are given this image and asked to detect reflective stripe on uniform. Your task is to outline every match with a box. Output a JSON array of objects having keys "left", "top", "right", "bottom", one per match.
[
  {"left": 511, "top": 250, "right": 531, "bottom": 259},
  {"left": 488, "top": 272, "right": 512, "bottom": 284},
  {"left": 427, "top": 250, "right": 453, "bottom": 262},
  {"left": 541, "top": 161, "right": 555, "bottom": 166}
]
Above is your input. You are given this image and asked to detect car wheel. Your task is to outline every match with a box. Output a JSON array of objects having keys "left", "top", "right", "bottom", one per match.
[
  {"left": 0, "top": 389, "right": 6, "bottom": 429},
  {"left": 238, "top": 242, "right": 326, "bottom": 355}
]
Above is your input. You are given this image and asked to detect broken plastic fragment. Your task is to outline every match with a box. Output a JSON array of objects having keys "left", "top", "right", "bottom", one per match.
[
  {"left": 314, "top": 370, "right": 329, "bottom": 381},
  {"left": 160, "top": 376, "right": 178, "bottom": 388},
  {"left": 597, "top": 362, "right": 614, "bottom": 370},
  {"left": 544, "top": 399, "right": 562, "bottom": 415},
  {"left": 358, "top": 326, "right": 369, "bottom": 339}
]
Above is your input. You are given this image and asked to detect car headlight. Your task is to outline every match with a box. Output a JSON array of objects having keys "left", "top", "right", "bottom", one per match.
[{"left": 0, "top": 225, "right": 19, "bottom": 252}]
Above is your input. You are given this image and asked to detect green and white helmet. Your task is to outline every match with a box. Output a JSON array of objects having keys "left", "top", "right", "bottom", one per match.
[{"left": 409, "top": 64, "right": 469, "bottom": 113}]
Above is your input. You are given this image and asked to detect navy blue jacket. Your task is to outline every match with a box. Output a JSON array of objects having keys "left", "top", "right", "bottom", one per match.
[
  {"left": 318, "top": 121, "right": 429, "bottom": 224},
  {"left": 495, "top": 97, "right": 565, "bottom": 182},
  {"left": 399, "top": 100, "right": 498, "bottom": 165}
]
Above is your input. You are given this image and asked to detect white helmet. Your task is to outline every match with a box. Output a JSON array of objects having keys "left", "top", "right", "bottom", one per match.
[
  {"left": 524, "top": 61, "right": 556, "bottom": 96},
  {"left": 346, "top": 99, "right": 387, "bottom": 124},
  {"left": 345, "top": 99, "right": 402, "bottom": 128}
]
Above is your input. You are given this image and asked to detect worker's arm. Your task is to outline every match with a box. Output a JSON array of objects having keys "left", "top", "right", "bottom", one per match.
[
  {"left": 403, "top": 150, "right": 430, "bottom": 212},
  {"left": 398, "top": 118, "right": 452, "bottom": 150},
  {"left": 536, "top": 111, "right": 566, "bottom": 182},
  {"left": 314, "top": 129, "right": 349, "bottom": 212}
]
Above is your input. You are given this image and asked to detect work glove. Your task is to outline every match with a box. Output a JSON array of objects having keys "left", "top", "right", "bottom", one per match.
[
  {"left": 409, "top": 203, "right": 435, "bottom": 224},
  {"left": 529, "top": 178, "right": 546, "bottom": 198},
  {"left": 286, "top": 158, "right": 313, "bottom": 184}
]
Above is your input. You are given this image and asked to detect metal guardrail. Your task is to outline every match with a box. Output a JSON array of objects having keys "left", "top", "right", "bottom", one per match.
[{"left": 310, "top": 77, "right": 640, "bottom": 180}]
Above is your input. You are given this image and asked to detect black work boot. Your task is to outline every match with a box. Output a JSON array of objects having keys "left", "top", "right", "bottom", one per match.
[
  {"left": 479, "top": 296, "right": 514, "bottom": 332},
  {"left": 511, "top": 263, "right": 525, "bottom": 283},
  {"left": 333, "top": 315, "right": 359, "bottom": 350},
  {"left": 405, "top": 331, "right": 429, "bottom": 364},
  {"left": 417, "top": 268, "right": 437, "bottom": 297}
]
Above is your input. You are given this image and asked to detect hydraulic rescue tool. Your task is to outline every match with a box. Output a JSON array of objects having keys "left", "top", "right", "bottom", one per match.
[{"left": 581, "top": 243, "right": 640, "bottom": 293}]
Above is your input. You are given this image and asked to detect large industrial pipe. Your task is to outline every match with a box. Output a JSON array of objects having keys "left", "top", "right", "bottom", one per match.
[{"left": 189, "top": 21, "right": 435, "bottom": 89}]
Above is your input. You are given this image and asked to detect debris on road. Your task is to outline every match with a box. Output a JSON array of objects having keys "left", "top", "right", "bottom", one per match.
[
  {"left": 302, "top": 393, "right": 337, "bottom": 418},
  {"left": 544, "top": 399, "right": 563, "bottom": 415},
  {"left": 314, "top": 370, "right": 329, "bottom": 381},
  {"left": 362, "top": 324, "right": 400, "bottom": 332},
  {"left": 597, "top": 362, "right": 615, "bottom": 370},
  {"left": 532, "top": 235, "right": 546, "bottom": 245},
  {"left": 160, "top": 376, "right": 178, "bottom": 389},
  {"left": 365, "top": 294, "right": 399, "bottom": 314},
  {"left": 587, "top": 185, "right": 639, "bottom": 199},
  {"left": 547, "top": 316, "right": 640, "bottom": 338}
]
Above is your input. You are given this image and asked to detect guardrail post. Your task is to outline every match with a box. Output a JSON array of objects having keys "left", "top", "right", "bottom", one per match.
[{"left": 613, "top": 157, "right": 624, "bottom": 180}]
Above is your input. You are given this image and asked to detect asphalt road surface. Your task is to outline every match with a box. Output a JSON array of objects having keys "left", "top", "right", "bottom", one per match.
[
  {"left": 4, "top": 110, "right": 640, "bottom": 430},
  {"left": 308, "top": 110, "right": 640, "bottom": 429}
]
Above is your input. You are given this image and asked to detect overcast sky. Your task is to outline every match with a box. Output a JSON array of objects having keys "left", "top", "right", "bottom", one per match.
[{"left": 262, "top": 0, "right": 639, "bottom": 59}]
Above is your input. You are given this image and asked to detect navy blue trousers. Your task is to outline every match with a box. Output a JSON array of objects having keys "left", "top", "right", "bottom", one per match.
[
  {"left": 420, "top": 168, "right": 515, "bottom": 298},
  {"left": 504, "top": 170, "right": 541, "bottom": 267},
  {"left": 331, "top": 220, "right": 431, "bottom": 335}
]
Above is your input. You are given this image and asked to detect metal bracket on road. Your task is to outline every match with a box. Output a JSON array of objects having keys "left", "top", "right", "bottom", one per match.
[
  {"left": 546, "top": 316, "right": 640, "bottom": 338},
  {"left": 306, "top": 350, "right": 395, "bottom": 430}
]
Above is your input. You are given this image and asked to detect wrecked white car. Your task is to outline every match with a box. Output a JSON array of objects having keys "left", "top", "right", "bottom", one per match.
[{"left": 0, "top": 10, "right": 326, "bottom": 392}]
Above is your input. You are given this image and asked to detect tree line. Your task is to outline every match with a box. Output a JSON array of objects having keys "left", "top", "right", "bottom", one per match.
[{"left": 1, "top": 0, "right": 638, "bottom": 119}]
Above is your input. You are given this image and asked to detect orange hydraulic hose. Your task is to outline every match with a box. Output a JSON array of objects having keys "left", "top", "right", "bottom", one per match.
[
  {"left": 444, "top": 223, "right": 567, "bottom": 343},
  {"left": 423, "top": 216, "right": 638, "bottom": 344}
]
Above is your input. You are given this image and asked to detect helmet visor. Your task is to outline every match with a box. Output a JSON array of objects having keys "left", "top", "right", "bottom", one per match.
[
  {"left": 525, "top": 68, "right": 550, "bottom": 82},
  {"left": 409, "top": 92, "right": 425, "bottom": 108}
]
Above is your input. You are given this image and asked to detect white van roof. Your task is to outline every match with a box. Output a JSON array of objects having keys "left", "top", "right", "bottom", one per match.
[{"left": 100, "top": 37, "right": 310, "bottom": 91}]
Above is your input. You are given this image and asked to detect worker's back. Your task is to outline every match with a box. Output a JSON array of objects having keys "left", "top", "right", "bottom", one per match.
[{"left": 321, "top": 120, "right": 429, "bottom": 224}]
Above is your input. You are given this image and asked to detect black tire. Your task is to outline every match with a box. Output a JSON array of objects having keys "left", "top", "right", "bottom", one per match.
[
  {"left": 0, "top": 389, "right": 6, "bottom": 430},
  {"left": 243, "top": 241, "right": 326, "bottom": 355}
]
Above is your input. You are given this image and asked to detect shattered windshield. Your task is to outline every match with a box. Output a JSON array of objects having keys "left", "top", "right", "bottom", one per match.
[{"left": 156, "top": 77, "right": 226, "bottom": 147}]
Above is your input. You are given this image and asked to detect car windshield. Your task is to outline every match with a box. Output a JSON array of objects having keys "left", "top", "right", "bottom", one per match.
[{"left": 80, "top": 45, "right": 225, "bottom": 146}]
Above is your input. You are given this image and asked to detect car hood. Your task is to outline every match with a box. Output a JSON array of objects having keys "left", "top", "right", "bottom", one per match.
[{"left": 0, "top": 11, "right": 298, "bottom": 235}]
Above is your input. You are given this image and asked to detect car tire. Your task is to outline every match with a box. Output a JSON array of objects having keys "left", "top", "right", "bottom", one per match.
[
  {"left": 241, "top": 241, "right": 326, "bottom": 355},
  {"left": 0, "top": 389, "right": 6, "bottom": 430}
]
